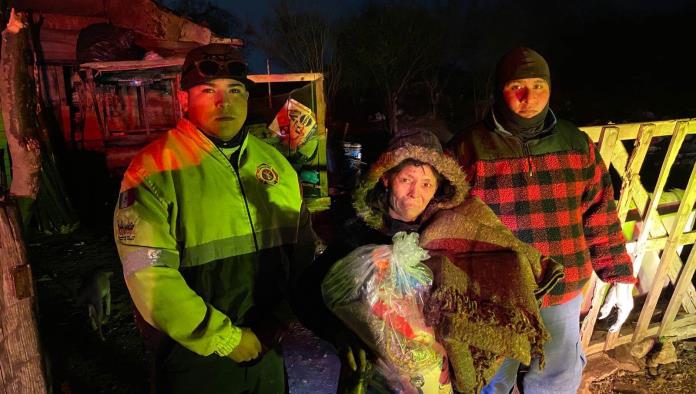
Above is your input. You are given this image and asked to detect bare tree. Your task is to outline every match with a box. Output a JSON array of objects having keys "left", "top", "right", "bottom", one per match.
[
  {"left": 253, "top": 0, "right": 342, "bottom": 116},
  {"left": 420, "top": 13, "right": 453, "bottom": 119},
  {"left": 257, "top": 1, "right": 328, "bottom": 72},
  {"left": 337, "top": 3, "right": 446, "bottom": 133}
]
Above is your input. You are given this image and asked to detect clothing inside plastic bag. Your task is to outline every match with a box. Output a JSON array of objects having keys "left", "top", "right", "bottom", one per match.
[{"left": 322, "top": 232, "right": 452, "bottom": 394}]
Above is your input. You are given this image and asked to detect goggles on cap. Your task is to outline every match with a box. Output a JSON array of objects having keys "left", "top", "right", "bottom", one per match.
[{"left": 184, "top": 58, "right": 248, "bottom": 79}]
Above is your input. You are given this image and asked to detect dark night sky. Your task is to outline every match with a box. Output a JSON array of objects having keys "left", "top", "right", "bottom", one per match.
[
  {"left": 158, "top": 0, "right": 696, "bottom": 123},
  {"left": 217, "top": 0, "right": 364, "bottom": 71},
  {"left": 160, "top": 0, "right": 693, "bottom": 71},
  {"left": 159, "top": 0, "right": 366, "bottom": 70},
  {"left": 212, "top": 0, "right": 363, "bottom": 25}
]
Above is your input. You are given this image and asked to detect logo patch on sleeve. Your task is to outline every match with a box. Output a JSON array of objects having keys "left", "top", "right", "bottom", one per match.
[
  {"left": 117, "top": 219, "right": 136, "bottom": 241},
  {"left": 118, "top": 189, "right": 136, "bottom": 209},
  {"left": 255, "top": 163, "right": 279, "bottom": 186}
]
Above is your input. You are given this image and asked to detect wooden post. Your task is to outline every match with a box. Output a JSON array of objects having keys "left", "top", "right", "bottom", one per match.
[
  {"left": 581, "top": 127, "right": 619, "bottom": 349},
  {"left": 657, "top": 166, "right": 696, "bottom": 338},
  {"left": 266, "top": 58, "right": 272, "bottom": 109},
  {"left": 581, "top": 272, "right": 609, "bottom": 350},
  {"left": 314, "top": 75, "right": 328, "bottom": 205},
  {"left": 0, "top": 198, "right": 48, "bottom": 393},
  {"left": 0, "top": 10, "right": 41, "bottom": 201},
  {"left": 615, "top": 124, "right": 654, "bottom": 221},
  {"left": 597, "top": 126, "right": 619, "bottom": 165}
]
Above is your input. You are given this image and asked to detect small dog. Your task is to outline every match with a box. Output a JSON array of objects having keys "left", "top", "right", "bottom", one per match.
[{"left": 77, "top": 270, "right": 113, "bottom": 341}]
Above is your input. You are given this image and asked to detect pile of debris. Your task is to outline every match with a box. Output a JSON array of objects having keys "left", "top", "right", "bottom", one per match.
[{"left": 582, "top": 339, "right": 696, "bottom": 393}]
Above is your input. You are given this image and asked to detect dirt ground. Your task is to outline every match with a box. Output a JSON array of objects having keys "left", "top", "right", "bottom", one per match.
[
  {"left": 586, "top": 340, "right": 696, "bottom": 393},
  {"left": 27, "top": 224, "right": 696, "bottom": 393},
  {"left": 28, "top": 227, "right": 148, "bottom": 394}
]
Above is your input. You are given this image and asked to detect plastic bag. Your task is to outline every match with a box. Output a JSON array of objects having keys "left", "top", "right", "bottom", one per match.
[{"left": 322, "top": 232, "right": 452, "bottom": 393}]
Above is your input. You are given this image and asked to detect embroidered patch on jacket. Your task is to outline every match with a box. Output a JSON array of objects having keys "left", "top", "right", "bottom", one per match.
[
  {"left": 117, "top": 219, "right": 136, "bottom": 241},
  {"left": 256, "top": 163, "right": 279, "bottom": 185},
  {"left": 118, "top": 189, "right": 136, "bottom": 209}
]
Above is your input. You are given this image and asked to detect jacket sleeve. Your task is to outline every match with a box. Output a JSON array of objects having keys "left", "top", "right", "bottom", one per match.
[
  {"left": 582, "top": 139, "right": 637, "bottom": 284},
  {"left": 114, "top": 167, "right": 242, "bottom": 357}
]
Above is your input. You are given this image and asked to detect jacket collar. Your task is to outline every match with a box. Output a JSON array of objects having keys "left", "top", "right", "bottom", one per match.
[
  {"left": 176, "top": 118, "right": 251, "bottom": 167},
  {"left": 488, "top": 108, "right": 558, "bottom": 140}
]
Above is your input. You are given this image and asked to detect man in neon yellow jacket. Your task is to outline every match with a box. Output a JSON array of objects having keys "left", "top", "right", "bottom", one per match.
[{"left": 114, "top": 44, "right": 315, "bottom": 393}]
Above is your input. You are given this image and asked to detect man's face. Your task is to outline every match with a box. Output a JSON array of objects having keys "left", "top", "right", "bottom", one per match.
[
  {"left": 502, "top": 78, "right": 550, "bottom": 118},
  {"left": 383, "top": 164, "right": 439, "bottom": 223},
  {"left": 178, "top": 78, "right": 249, "bottom": 140}
]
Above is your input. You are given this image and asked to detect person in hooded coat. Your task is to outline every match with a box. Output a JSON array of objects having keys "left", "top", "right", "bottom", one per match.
[
  {"left": 447, "top": 47, "right": 637, "bottom": 393},
  {"left": 296, "top": 128, "right": 563, "bottom": 393}
]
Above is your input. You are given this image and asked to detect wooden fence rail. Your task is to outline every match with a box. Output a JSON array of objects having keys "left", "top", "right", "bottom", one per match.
[{"left": 579, "top": 119, "right": 696, "bottom": 354}]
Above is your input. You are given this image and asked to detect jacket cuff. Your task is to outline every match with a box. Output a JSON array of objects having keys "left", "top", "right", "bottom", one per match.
[{"left": 213, "top": 325, "right": 243, "bottom": 357}]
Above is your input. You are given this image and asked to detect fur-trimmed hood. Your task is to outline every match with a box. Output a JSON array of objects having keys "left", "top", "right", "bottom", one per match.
[{"left": 353, "top": 133, "right": 470, "bottom": 230}]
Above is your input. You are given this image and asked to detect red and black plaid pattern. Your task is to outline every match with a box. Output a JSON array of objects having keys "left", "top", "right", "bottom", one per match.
[{"left": 462, "top": 136, "right": 635, "bottom": 307}]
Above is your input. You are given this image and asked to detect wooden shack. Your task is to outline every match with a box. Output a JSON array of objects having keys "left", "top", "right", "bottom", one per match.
[
  {"left": 12, "top": 0, "right": 330, "bottom": 210},
  {"left": 18, "top": 0, "right": 240, "bottom": 147},
  {"left": 75, "top": 59, "right": 329, "bottom": 209}
]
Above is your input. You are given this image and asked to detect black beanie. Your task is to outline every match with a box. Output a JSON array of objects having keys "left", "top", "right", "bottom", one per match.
[
  {"left": 493, "top": 47, "right": 551, "bottom": 137},
  {"left": 495, "top": 47, "right": 550, "bottom": 91}
]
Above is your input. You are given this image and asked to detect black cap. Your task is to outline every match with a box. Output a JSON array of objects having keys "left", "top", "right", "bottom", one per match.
[{"left": 180, "top": 44, "right": 253, "bottom": 90}]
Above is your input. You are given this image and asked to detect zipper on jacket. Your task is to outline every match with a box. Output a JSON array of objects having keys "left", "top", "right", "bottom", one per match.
[
  {"left": 220, "top": 146, "right": 259, "bottom": 253},
  {"left": 233, "top": 165, "right": 259, "bottom": 252},
  {"left": 522, "top": 142, "right": 534, "bottom": 177},
  {"left": 215, "top": 145, "right": 259, "bottom": 252}
]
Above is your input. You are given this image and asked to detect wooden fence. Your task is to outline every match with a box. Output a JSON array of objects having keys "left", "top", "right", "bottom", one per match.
[{"left": 579, "top": 119, "right": 696, "bottom": 354}]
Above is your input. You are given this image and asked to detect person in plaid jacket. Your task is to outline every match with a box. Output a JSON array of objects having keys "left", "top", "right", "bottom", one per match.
[{"left": 447, "top": 47, "right": 637, "bottom": 394}]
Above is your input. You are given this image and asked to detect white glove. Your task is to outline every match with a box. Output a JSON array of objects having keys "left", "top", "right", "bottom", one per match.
[{"left": 598, "top": 282, "right": 634, "bottom": 333}]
